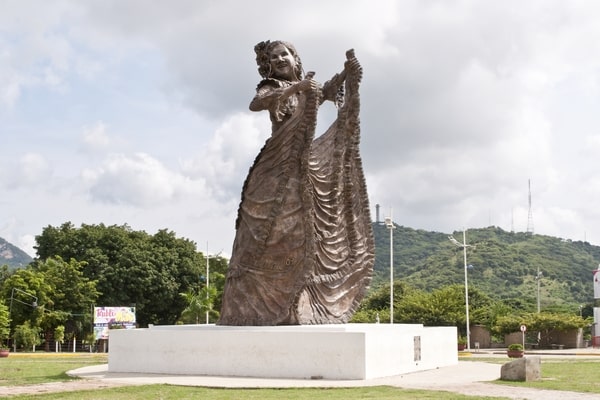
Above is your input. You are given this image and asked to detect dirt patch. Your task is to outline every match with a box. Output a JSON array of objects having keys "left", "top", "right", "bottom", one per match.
[{"left": 0, "top": 380, "right": 133, "bottom": 397}]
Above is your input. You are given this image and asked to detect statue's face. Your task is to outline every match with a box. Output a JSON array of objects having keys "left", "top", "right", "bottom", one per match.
[{"left": 268, "top": 44, "right": 296, "bottom": 80}]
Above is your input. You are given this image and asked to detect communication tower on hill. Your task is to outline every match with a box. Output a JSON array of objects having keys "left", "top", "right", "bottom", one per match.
[{"left": 526, "top": 179, "right": 534, "bottom": 234}]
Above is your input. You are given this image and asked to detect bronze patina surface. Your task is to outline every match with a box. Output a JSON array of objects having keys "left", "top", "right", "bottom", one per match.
[{"left": 218, "top": 41, "right": 374, "bottom": 325}]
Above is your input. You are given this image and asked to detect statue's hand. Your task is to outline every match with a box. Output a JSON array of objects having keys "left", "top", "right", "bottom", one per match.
[
  {"left": 344, "top": 50, "right": 362, "bottom": 80},
  {"left": 296, "top": 72, "right": 318, "bottom": 93}
]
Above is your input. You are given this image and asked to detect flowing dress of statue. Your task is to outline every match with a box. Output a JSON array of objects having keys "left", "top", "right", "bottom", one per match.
[{"left": 217, "top": 40, "right": 374, "bottom": 325}]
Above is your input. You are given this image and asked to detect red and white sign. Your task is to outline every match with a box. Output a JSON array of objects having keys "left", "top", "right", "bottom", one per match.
[{"left": 520, "top": 325, "right": 526, "bottom": 332}]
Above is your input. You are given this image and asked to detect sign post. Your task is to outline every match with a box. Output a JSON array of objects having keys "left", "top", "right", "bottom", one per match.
[{"left": 520, "top": 324, "right": 527, "bottom": 349}]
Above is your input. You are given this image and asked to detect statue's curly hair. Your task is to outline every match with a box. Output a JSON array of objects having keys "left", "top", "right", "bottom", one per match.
[{"left": 254, "top": 40, "right": 304, "bottom": 80}]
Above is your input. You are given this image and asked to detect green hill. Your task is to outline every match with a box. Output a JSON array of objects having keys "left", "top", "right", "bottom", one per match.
[
  {"left": 372, "top": 223, "right": 598, "bottom": 310},
  {"left": 0, "top": 237, "right": 33, "bottom": 270}
]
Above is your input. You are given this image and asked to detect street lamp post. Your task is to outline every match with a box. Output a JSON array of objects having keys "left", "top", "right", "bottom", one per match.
[
  {"left": 9, "top": 288, "right": 38, "bottom": 314},
  {"left": 9, "top": 288, "right": 38, "bottom": 351},
  {"left": 448, "top": 230, "right": 472, "bottom": 351},
  {"left": 384, "top": 215, "right": 395, "bottom": 324},
  {"left": 205, "top": 243, "right": 210, "bottom": 324},
  {"left": 535, "top": 266, "right": 543, "bottom": 313},
  {"left": 204, "top": 244, "right": 222, "bottom": 324}
]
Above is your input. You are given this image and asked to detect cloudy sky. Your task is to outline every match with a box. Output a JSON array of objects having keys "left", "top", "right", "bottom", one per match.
[{"left": 2, "top": 0, "right": 600, "bottom": 258}]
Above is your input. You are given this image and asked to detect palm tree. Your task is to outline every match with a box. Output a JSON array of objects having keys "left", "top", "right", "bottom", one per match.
[{"left": 179, "top": 286, "right": 218, "bottom": 324}]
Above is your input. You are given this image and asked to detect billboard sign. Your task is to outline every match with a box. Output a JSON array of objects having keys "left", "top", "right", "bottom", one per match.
[{"left": 93, "top": 306, "right": 136, "bottom": 340}]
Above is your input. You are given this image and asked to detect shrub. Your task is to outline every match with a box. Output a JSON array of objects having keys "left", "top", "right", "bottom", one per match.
[
  {"left": 14, "top": 322, "right": 42, "bottom": 351},
  {"left": 0, "top": 302, "right": 10, "bottom": 349}
]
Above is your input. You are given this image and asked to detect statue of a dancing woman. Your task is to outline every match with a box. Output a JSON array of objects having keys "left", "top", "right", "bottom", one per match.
[{"left": 217, "top": 40, "right": 374, "bottom": 325}]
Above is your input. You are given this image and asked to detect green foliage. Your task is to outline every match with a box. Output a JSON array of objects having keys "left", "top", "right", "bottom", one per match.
[
  {"left": 4, "top": 219, "right": 598, "bottom": 347},
  {"left": 1, "top": 256, "right": 99, "bottom": 351},
  {"left": 14, "top": 321, "right": 41, "bottom": 350},
  {"left": 34, "top": 222, "right": 206, "bottom": 327},
  {"left": 350, "top": 308, "right": 388, "bottom": 323},
  {"left": 54, "top": 325, "right": 65, "bottom": 343},
  {"left": 494, "top": 312, "right": 589, "bottom": 336},
  {"left": 493, "top": 311, "right": 590, "bottom": 347},
  {"left": 357, "top": 277, "right": 511, "bottom": 333},
  {"left": 508, "top": 343, "right": 523, "bottom": 351},
  {"left": 493, "top": 359, "right": 600, "bottom": 393},
  {"left": 0, "top": 301, "right": 10, "bottom": 347},
  {"left": 203, "top": 255, "right": 228, "bottom": 315},
  {"left": 0, "top": 265, "right": 10, "bottom": 286},
  {"left": 395, "top": 285, "right": 468, "bottom": 328},
  {"left": 372, "top": 224, "right": 599, "bottom": 312},
  {"left": 0, "top": 354, "right": 107, "bottom": 386},
  {"left": 179, "top": 285, "right": 219, "bottom": 324},
  {"left": 358, "top": 281, "right": 410, "bottom": 311},
  {"left": 0, "top": 270, "right": 46, "bottom": 329}
]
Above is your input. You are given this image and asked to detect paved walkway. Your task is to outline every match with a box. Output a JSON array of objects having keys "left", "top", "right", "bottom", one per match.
[{"left": 65, "top": 349, "right": 600, "bottom": 399}]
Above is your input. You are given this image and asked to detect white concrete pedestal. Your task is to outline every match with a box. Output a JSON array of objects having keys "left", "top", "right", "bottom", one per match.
[{"left": 108, "top": 324, "right": 457, "bottom": 380}]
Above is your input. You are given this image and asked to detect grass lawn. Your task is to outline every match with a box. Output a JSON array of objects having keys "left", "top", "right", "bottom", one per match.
[
  {"left": 0, "top": 384, "right": 513, "bottom": 400},
  {"left": 0, "top": 353, "right": 109, "bottom": 386},
  {"left": 493, "top": 359, "right": 600, "bottom": 393},
  {"left": 3, "top": 353, "right": 600, "bottom": 399},
  {"left": 461, "top": 356, "right": 600, "bottom": 394},
  {"left": 0, "top": 354, "right": 510, "bottom": 400}
]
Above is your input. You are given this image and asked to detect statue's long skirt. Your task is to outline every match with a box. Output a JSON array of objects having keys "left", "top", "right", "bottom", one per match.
[{"left": 218, "top": 67, "right": 374, "bottom": 325}]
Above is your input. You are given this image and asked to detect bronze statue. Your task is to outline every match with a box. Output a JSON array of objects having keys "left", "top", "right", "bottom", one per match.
[{"left": 217, "top": 40, "right": 374, "bottom": 325}]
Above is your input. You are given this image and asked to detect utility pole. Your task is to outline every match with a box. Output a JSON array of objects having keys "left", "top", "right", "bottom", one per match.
[
  {"left": 385, "top": 212, "right": 395, "bottom": 324},
  {"left": 449, "top": 230, "right": 472, "bottom": 351},
  {"left": 535, "top": 266, "right": 543, "bottom": 313}
]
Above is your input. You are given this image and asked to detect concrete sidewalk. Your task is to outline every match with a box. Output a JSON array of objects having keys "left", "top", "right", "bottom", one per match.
[
  {"left": 71, "top": 361, "right": 499, "bottom": 389},
  {"left": 69, "top": 352, "right": 600, "bottom": 399}
]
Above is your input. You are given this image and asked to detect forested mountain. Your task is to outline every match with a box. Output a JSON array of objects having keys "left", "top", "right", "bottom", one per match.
[
  {"left": 372, "top": 223, "right": 599, "bottom": 310},
  {"left": 0, "top": 237, "right": 32, "bottom": 270}
]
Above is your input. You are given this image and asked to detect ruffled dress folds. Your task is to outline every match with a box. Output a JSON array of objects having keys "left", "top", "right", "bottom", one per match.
[{"left": 218, "top": 59, "right": 374, "bottom": 325}]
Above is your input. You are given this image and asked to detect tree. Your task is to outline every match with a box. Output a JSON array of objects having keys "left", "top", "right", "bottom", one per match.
[
  {"left": 2, "top": 257, "right": 99, "bottom": 351},
  {"left": 350, "top": 281, "right": 410, "bottom": 323},
  {"left": 395, "top": 285, "right": 466, "bottom": 328},
  {"left": 34, "top": 223, "right": 205, "bottom": 326},
  {"left": 179, "top": 286, "right": 218, "bottom": 324},
  {"left": 371, "top": 224, "right": 600, "bottom": 311},
  {"left": 1, "top": 269, "right": 46, "bottom": 331},
  {"left": 14, "top": 321, "right": 41, "bottom": 351},
  {"left": 0, "top": 265, "right": 10, "bottom": 286},
  {"left": 34, "top": 257, "right": 99, "bottom": 351},
  {"left": 54, "top": 325, "right": 65, "bottom": 352},
  {"left": 0, "top": 301, "right": 10, "bottom": 348},
  {"left": 493, "top": 312, "right": 590, "bottom": 347},
  {"left": 204, "top": 255, "right": 228, "bottom": 316}
]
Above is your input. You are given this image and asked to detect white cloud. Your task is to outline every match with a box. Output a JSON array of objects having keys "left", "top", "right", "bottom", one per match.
[
  {"left": 3, "top": 0, "right": 600, "bottom": 258},
  {"left": 83, "top": 153, "right": 206, "bottom": 207},
  {"left": 0, "top": 153, "right": 52, "bottom": 190},
  {"left": 80, "top": 121, "right": 112, "bottom": 153},
  {"left": 180, "top": 112, "right": 270, "bottom": 200}
]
